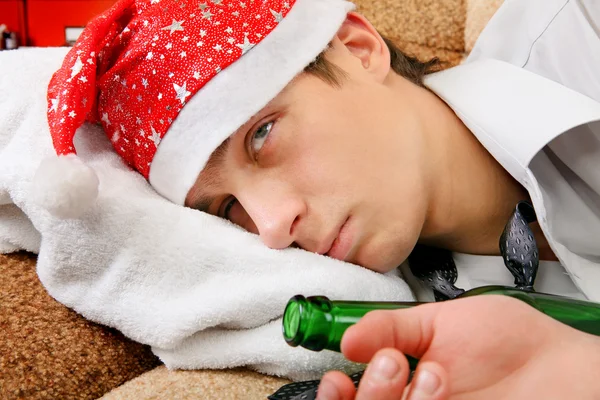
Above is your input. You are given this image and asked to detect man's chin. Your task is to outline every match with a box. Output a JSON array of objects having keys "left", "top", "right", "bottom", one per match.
[
  {"left": 352, "top": 257, "right": 401, "bottom": 274},
  {"left": 352, "top": 247, "right": 411, "bottom": 274},
  {"left": 347, "top": 236, "right": 412, "bottom": 274}
]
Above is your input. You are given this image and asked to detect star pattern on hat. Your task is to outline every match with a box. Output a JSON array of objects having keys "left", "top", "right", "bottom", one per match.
[
  {"left": 173, "top": 82, "right": 191, "bottom": 104},
  {"left": 236, "top": 34, "right": 255, "bottom": 54},
  {"left": 47, "top": 0, "right": 295, "bottom": 178},
  {"left": 50, "top": 97, "right": 59, "bottom": 113},
  {"left": 162, "top": 19, "right": 185, "bottom": 34},
  {"left": 70, "top": 57, "right": 84, "bottom": 79},
  {"left": 150, "top": 125, "right": 162, "bottom": 147}
]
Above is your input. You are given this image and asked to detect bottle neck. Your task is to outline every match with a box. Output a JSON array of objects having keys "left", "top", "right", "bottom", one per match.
[{"left": 283, "top": 295, "right": 418, "bottom": 352}]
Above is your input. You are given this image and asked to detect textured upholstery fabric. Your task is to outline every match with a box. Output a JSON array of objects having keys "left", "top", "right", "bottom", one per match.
[{"left": 0, "top": 253, "right": 161, "bottom": 399}]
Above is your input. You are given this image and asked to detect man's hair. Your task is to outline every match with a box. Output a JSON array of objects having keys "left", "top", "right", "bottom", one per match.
[{"left": 304, "top": 36, "right": 440, "bottom": 88}]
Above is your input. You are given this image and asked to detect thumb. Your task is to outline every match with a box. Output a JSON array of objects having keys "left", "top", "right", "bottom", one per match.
[{"left": 341, "top": 302, "right": 441, "bottom": 363}]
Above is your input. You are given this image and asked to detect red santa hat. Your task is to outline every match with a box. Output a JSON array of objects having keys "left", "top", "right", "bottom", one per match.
[{"left": 35, "top": 0, "right": 353, "bottom": 217}]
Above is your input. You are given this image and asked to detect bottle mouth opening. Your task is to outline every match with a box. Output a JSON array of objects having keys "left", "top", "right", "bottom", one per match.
[{"left": 282, "top": 295, "right": 306, "bottom": 347}]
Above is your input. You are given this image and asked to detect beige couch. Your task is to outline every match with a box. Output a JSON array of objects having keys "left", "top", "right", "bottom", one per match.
[{"left": 0, "top": 1, "right": 503, "bottom": 398}]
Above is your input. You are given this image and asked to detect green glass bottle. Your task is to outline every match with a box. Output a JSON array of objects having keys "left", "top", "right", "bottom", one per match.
[
  {"left": 282, "top": 286, "right": 600, "bottom": 365},
  {"left": 283, "top": 294, "right": 422, "bottom": 369}
]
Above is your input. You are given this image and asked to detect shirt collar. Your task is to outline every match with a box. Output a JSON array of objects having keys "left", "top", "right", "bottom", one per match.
[{"left": 424, "top": 59, "right": 600, "bottom": 185}]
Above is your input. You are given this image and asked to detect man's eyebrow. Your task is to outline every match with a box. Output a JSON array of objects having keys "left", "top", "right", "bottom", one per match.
[
  {"left": 208, "top": 136, "right": 232, "bottom": 171},
  {"left": 187, "top": 137, "right": 232, "bottom": 212},
  {"left": 192, "top": 193, "right": 214, "bottom": 213}
]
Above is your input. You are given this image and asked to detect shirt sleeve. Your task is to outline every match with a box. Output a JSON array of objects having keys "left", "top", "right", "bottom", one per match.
[{"left": 530, "top": 121, "right": 600, "bottom": 260}]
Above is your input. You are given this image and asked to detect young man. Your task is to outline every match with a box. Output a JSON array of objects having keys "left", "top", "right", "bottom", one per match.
[
  {"left": 42, "top": 0, "right": 600, "bottom": 398},
  {"left": 183, "top": 1, "right": 600, "bottom": 397}
]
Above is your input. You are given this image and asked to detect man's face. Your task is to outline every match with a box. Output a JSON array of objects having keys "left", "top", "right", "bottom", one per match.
[{"left": 186, "top": 30, "right": 432, "bottom": 273}]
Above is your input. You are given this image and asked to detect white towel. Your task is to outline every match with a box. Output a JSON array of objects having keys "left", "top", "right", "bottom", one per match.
[{"left": 0, "top": 47, "right": 414, "bottom": 381}]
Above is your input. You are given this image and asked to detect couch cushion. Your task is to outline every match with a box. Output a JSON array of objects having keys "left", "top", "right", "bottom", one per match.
[
  {"left": 0, "top": 253, "right": 161, "bottom": 400},
  {"left": 101, "top": 366, "right": 291, "bottom": 400},
  {"left": 354, "top": 0, "right": 466, "bottom": 67},
  {"left": 465, "top": 0, "right": 504, "bottom": 53}
]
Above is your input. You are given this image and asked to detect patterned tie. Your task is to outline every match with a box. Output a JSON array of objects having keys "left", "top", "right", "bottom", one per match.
[
  {"left": 268, "top": 201, "right": 540, "bottom": 400},
  {"left": 268, "top": 371, "right": 364, "bottom": 400}
]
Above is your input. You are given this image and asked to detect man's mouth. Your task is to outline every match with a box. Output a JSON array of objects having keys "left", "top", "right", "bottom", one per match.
[{"left": 325, "top": 216, "right": 354, "bottom": 262}]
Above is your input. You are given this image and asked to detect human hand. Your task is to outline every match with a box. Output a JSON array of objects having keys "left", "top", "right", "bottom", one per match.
[{"left": 316, "top": 295, "right": 600, "bottom": 399}]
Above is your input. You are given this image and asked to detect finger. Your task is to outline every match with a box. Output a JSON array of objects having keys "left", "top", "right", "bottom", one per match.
[
  {"left": 341, "top": 303, "right": 440, "bottom": 364},
  {"left": 316, "top": 370, "right": 357, "bottom": 400},
  {"left": 406, "top": 361, "right": 448, "bottom": 400},
  {"left": 355, "top": 348, "right": 411, "bottom": 400}
]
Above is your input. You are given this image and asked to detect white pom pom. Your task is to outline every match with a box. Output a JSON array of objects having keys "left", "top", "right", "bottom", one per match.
[{"left": 32, "top": 154, "right": 99, "bottom": 219}]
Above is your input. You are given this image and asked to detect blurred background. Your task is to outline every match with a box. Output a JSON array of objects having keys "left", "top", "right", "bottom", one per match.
[
  {"left": 0, "top": 0, "right": 113, "bottom": 49},
  {"left": 0, "top": 0, "right": 502, "bottom": 67}
]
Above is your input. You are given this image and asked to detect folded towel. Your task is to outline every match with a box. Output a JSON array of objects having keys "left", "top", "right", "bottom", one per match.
[{"left": 0, "top": 47, "right": 414, "bottom": 380}]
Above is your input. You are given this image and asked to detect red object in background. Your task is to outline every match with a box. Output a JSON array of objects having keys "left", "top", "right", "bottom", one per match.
[
  {"left": 27, "top": 0, "right": 117, "bottom": 46},
  {"left": 0, "top": 0, "right": 27, "bottom": 46}
]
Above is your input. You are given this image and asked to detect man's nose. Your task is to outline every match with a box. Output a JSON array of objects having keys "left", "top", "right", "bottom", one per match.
[{"left": 237, "top": 185, "right": 305, "bottom": 250}]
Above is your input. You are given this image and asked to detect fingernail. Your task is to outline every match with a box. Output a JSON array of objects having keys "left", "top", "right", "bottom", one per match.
[
  {"left": 410, "top": 369, "right": 440, "bottom": 399},
  {"left": 316, "top": 379, "right": 339, "bottom": 400},
  {"left": 370, "top": 355, "right": 400, "bottom": 382}
]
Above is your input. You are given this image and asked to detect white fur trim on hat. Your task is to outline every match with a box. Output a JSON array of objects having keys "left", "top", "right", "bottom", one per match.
[{"left": 149, "top": 0, "right": 355, "bottom": 205}]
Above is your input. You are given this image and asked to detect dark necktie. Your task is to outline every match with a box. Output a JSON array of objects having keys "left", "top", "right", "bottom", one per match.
[
  {"left": 409, "top": 201, "right": 539, "bottom": 298},
  {"left": 268, "top": 201, "right": 540, "bottom": 400}
]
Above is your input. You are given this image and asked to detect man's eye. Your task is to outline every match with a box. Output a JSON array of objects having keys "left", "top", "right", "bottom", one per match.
[
  {"left": 251, "top": 121, "right": 273, "bottom": 156},
  {"left": 220, "top": 196, "right": 238, "bottom": 220}
]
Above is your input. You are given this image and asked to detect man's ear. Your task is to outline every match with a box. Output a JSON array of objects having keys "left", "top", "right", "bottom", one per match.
[{"left": 335, "top": 12, "right": 391, "bottom": 82}]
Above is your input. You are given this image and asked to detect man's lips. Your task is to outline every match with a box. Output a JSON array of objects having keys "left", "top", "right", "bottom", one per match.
[
  {"left": 325, "top": 216, "right": 353, "bottom": 262},
  {"left": 314, "top": 218, "right": 345, "bottom": 255}
]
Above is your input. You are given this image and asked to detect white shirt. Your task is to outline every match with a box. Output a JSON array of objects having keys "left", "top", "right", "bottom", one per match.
[{"left": 404, "top": 0, "right": 600, "bottom": 302}]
